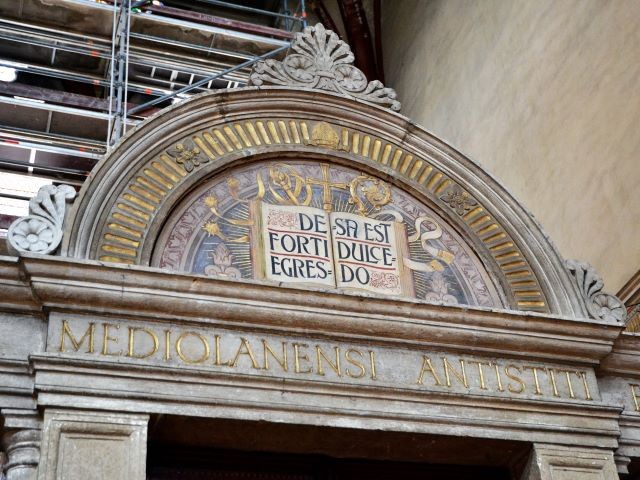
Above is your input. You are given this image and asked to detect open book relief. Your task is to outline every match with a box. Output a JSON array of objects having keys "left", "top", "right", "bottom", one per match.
[{"left": 158, "top": 160, "right": 501, "bottom": 308}]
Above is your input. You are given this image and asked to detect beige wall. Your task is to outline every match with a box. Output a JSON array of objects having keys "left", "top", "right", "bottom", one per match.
[{"left": 382, "top": 0, "right": 640, "bottom": 292}]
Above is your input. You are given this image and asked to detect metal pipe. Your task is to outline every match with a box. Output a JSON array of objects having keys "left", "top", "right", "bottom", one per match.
[
  {"left": 0, "top": 20, "right": 259, "bottom": 65},
  {"left": 192, "top": 0, "right": 303, "bottom": 22},
  {"left": 80, "top": 0, "right": 290, "bottom": 46},
  {"left": 122, "top": 1, "right": 133, "bottom": 137},
  {"left": 107, "top": 0, "right": 119, "bottom": 148},
  {"left": 0, "top": 58, "right": 174, "bottom": 98},
  {"left": 0, "top": 159, "right": 90, "bottom": 177},
  {"left": 0, "top": 96, "right": 139, "bottom": 125},
  {"left": 128, "top": 32, "right": 254, "bottom": 61},
  {"left": 300, "top": 0, "right": 308, "bottom": 28},
  {"left": 0, "top": 127, "right": 105, "bottom": 151},
  {"left": 0, "top": 139, "right": 104, "bottom": 160},
  {"left": 0, "top": 192, "right": 32, "bottom": 202},
  {"left": 129, "top": 44, "right": 289, "bottom": 114}
]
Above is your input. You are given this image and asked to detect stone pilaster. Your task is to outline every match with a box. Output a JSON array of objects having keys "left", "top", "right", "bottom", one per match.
[
  {"left": 37, "top": 409, "right": 148, "bottom": 480},
  {"left": 521, "top": 444, "right": 618, "bottom": 480},
  {"left": 1, "top": 409, "right": 42, "bottom": 480}
]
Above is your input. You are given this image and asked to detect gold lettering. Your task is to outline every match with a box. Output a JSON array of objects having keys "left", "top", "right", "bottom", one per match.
[
  {"left": 316, "top": 345, "right": 341, "bottom": 377},
  {"left": 523, "top": 366, "right": 546, "bottom": 395},
  {"left": 547, "top": 369, "right": 560, "bottom": 397},
  {"left": 492, "top": 362, "right": 505, "bottom": 392},
  {"left": 345, "top": 349, "right": 365, "bottom": 379},
  {"left": 176, "top": 331, "right": 210, "bottom": 364},
  {"left": 504, "top": 364, "right": 525, "bottom": 394},
  {"left": 580, "top": 371, "right": 593, "bottom": 401},
  {"left": 416, "top": 356, "right": 443, "bottom": 386},
  {"left": 263, "top": 339, "right": 288, "bottom": 371},
  {"left": 102, "top": 323, "right": 122, "bottom": 356},
  {"left": 293, "top": 343, "right": 312, "bottom": 374},
  {"left": 442, "top": 357, "right": 468, "bottom": 388},
  {"left": 213, "top": 335, "right": 224, "bottom": 366},
  {"left": 127, "top": 327, "right": 159, "bottom": 359},
  {"left": 59, "top": 320, "right": 95, "bottom": 353},
  {"left": 164, "top": 330, "right": 171, "bottom": 361},
  {"left": 631, "top": 384, "right": 640, "bottom": 411},
  {"left": 229, "top": 337, "right": 260, "bottom": 369},
  {"left": 468, "top": 360, "right": 490, "bottom": 390},
  {"left": 557, "top": 369, "right": 580, "bottom": 399},
  {"left": 369, "top": 350, "right": 377, "bottom": 380}
]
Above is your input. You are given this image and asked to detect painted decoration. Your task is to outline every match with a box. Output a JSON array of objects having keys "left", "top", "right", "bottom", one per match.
[{"left": 154, "top": 161, "right": 502, "bottom": 307}]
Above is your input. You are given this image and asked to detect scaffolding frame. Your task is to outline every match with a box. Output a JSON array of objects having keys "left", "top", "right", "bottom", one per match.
[{"left": 0, "top": 0, "right": 305, "bottom": 223}]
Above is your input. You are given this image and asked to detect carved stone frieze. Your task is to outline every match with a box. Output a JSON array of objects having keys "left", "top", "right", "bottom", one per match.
[
  {"left": 566, "top": 259, "right": 627, "bottom": 323},
  {"left": 6, "top": 185, "right": 76, "bottom": 256},
  {"left": 249, "top": 23, "right": 401, "bottom": 112}
]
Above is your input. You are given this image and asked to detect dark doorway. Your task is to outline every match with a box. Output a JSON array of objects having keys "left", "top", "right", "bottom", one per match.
[
  {"left": 147, "top": 415, "right": 529, "bottom": 479},
  {"left": 147, "top": 446, "right": 511, "bottom": 480}
]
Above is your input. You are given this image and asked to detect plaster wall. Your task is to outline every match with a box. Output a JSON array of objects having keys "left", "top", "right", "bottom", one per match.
[{"left": 382, "top": 0, "right": 640, "bottom": 291}]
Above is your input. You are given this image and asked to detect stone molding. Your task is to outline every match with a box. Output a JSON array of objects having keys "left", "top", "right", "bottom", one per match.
[
  {"left": 31, "top": 353, "right": 621, "bottom": 451},
  {"left": 249, "top": 23, "right": 401, "bottom": 112},
  {"left": 6, "top": 186, "right": 76, "bottom": 256},
  {"left": 4, "top": 255, "right": 623, "bottom": 365},
  {"left": 566, "top": 260, "right": 627, "bottom": 324},
  {"left": 61, "top": 88, "right": 587, "bottom": 318}
]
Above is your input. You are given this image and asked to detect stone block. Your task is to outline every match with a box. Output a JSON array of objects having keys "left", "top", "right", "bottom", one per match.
[
  {"left": 36, "top": 409, "right": 148, "bottom": 480},
  {"left": 522, "top": 444, "right": 618, "bottom": 480}
]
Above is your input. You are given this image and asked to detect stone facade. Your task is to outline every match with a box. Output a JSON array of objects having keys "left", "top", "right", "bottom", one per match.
[{"left": 0, "top": 25, "right": 634, "bottom": 479}]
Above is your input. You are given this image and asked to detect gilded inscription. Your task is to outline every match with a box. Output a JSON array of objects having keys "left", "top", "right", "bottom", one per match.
[{"left": 54, "top": 317, "right": 595, "bottom": 403}]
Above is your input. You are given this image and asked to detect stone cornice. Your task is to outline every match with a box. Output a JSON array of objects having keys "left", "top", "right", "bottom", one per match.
[
  {"left": 599, "top": 332, "right": 640, "bottom": 376},
  {"left": 30, "top": 353, "right": 622, "bottom": 449},
  {"left": 0, "top": 255, "right": 622, "bottom": 365}
]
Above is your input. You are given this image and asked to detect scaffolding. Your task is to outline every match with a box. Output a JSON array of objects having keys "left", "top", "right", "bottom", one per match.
[{"left": 0, "top": 0, "right": 307, "bottom": 229}]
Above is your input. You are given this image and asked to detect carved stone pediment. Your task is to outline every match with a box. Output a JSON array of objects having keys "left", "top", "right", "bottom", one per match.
[
  {"left": 566, "top": 259, "right": 627, "bottom": 323},
  {"left": 249, "top": 23, "right": 401, "bottom": 112}
]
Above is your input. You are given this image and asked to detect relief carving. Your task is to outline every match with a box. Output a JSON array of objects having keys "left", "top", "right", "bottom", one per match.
[
  {"left": 249, "top": 23, "right": 401, "bottom": 112},
  {"left": 566, "top": 259, "right": 627, "bottom": 323},
  {"left": 7, "top": 184, "right": 76, "bottom": 255}
]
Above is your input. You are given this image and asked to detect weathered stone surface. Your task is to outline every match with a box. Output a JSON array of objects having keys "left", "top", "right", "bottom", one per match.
[
  {"left": 37, "top": 409, "right": 148, "bottom": 480},
  {"left": 521, "top": 444, "right": 618, "bottom": 479}
]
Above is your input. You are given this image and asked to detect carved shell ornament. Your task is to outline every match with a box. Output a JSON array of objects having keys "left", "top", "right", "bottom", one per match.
[
  {"left": 7, "top": 184, "right": 76, "bottom": 255},
  {"left": 565, "top": 259, "right": 627, "bottom": 323},
  {"left": 249, "top": 23, "right": 401, "bottom": 112}
]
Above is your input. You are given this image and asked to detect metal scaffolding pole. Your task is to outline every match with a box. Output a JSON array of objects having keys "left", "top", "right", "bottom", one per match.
[
  {"left": 109, "top": 0, "right": 131, "bottom": 147},
  {"left": 128, "top": 44, "right": 289, "bottom": 115}
]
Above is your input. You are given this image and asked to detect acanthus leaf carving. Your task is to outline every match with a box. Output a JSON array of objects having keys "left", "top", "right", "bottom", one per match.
[
  {"left": 249, "top": 23, "right": 401, "bottom": 112},
  {"left": 565, "top": 259, "right": 627, "bottom": 323},
  {"left": 7, "top": 184, "right": 76, "bottom": 255}
]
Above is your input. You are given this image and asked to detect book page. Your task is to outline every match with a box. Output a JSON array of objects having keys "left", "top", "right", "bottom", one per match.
[
  {"left": 331, "top": 212, "right": 403, "bottom": 296},
  {"left": 260, "top": 203, "right": 335, "bottom": 287}
]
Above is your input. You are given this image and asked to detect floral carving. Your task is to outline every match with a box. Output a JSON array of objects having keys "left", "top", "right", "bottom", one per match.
[
  {"left": 566, "top": 259, "right": 627, "bottom": 323},
  {"left": 166, "top": 139, "right": 208, "bottom": 172},
  {"left": 424, "top": 271, "right": 459, "bottom": 305},
  {"left": 441, "top": 185, "right": 477, "bottom": 216},
  {"left": 7, "top": 184, "right": 76, "bottom": 255},
  {"left": 204, "top": 243, "right": 242, "bottom": 279},
  {"left": 249, "top": 23, "right": 401, "bottom": 112}
]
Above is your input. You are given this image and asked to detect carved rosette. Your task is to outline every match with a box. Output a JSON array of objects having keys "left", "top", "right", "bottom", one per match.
[
  {"left": 249, "top": 23, "right": 401, "bottom": 112},
  {"left": 7, "top": 184, "right": 76, "bottom": 255},
  {"left": 566, "top": 259, "right": 627, "bottom": 323}
]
